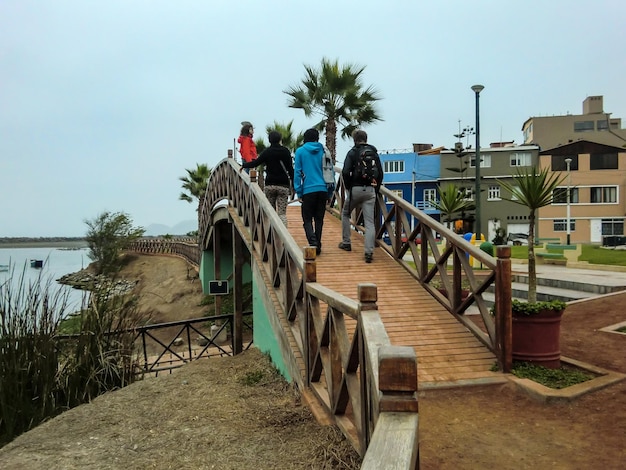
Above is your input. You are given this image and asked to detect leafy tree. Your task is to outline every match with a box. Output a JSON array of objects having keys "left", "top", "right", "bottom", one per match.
[
  {"left": 497, "top": 166, "right": 566, "bottom": 303},
  {"left": 179, "top": 163, "right": 212, "bottom": 228},
  {"left": 85, "top": 211, "right": 144, "bottom": 276},
  {"left": 284, "top": 57, "right": 382, "bottom": 162},
  {"left": 433, "top": 184, "right": 474, "bottom": 230}
]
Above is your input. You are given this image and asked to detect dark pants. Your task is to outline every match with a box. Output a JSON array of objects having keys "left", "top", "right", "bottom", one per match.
[{"left": 301, "top": 191, "right": 327, "bottom": 249}]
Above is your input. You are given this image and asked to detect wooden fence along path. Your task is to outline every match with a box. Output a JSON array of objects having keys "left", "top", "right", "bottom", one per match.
[{"left": 285, "top": 207, "right": 503, "bottom": 389}]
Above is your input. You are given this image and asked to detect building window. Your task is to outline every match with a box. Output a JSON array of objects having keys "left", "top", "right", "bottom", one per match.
[
  {"left": 423, "top": 188, "right": 437, "bottom": 208},
  {"left": 469, "top": 154, "right": 491, "bottom": 168},
  {"left": 574, "top": 121, "right": 594, "bottom": 132},
  {"left": 386, "top": 189, "right": 403, "bottom": 203},
  {"left": 507, "top": 186, "right": 520, "bottom": 201},
  {"left": 590, "top": 153, "right": 618, "bottom": 170},
  {"left": 597, "top": 119, "right": 609, "bottom": 131},
  {"left": 510, "top": 152, "right": 532, "bottom": 167},
  {"left": 590, "top": 186, "right": 617, "bottom": 204},
  {"left": 602, "top": 219, "right": 624, "bottom": 236},
  {"left": 487, "top": 185, "right": 500, "bottom": 200},
  {"left": 463, "top": 187, "right": 474, "bottom": 201},
  {"left": 384, "top": 161, "right": 404, "bottom": 173},
  {"left": 553, "top": 187, "right": 579, "bottom": 204},
  {"left": 551, "top": 155, "right": 578, "bottom": 171},
  {"left": 554, "top": 219, "right": 575, "bottom": 232}
]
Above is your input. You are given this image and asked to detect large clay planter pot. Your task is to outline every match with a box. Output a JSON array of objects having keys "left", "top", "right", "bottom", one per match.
[{"left": 512, "top": 308, "right": 564, "bottom": 369}]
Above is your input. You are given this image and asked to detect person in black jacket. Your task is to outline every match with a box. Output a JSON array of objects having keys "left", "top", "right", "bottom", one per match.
[{"left": 241, "top": 130, "right": 294, "bottom": 226}]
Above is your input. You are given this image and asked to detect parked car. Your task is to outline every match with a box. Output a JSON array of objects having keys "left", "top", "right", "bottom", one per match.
[{"left": 507, "top": 232, "right": 529, "bottom": 246}]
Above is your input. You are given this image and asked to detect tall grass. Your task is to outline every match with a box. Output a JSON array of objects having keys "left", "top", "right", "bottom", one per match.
[
  {"left": 0, "top": 265, "right": 69, "bottom": 443},
  {"left": 57, "top": 286, "right": 142, "bottom": 408},
  {"left": 0, "top": 265, "right": 143, "bottom": 446}
]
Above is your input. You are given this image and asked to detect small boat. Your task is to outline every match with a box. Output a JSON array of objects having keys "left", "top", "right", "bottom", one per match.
[
  {"left": 30, "top": 259, "right": 44, "bottom": 268},
  {"left": 0, "top": 264, "right": 9, "bottom": 272}
]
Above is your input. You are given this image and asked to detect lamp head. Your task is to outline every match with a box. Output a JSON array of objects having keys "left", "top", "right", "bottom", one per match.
[
  {"left": 471, "top": 84, "right": 484, "bottom": 94},
  {"left": 565, "top": 158, "right": 572, "bottom": 164}
]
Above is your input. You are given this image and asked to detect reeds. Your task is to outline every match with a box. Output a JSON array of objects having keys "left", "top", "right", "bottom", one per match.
[{"left": 0, "top": 264, "right": 143, "bottom": 446}]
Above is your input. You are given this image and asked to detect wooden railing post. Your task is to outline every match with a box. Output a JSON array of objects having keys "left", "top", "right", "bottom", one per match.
[
  {"left": 250, "top": 169, "right": 257, "bottom": 183},
  {"left": 378, "top": 346, "right": 419, "bottom": 413},
  {"left": 304, "top": 247, "right": 317, "bottom": 283},
  {"left": 362, "top": 345, "right": 420, "bottom": 470},
  {"left": 358, "top": 283, "right": 378, "bottom": 312},
  {"left": 495, "top": 245, "right": 512, "bottom": 372}
]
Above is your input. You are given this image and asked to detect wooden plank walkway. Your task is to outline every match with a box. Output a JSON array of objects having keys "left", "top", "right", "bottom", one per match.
[{"left": 285, "top": 206, "right": 504, "bottom": 389}]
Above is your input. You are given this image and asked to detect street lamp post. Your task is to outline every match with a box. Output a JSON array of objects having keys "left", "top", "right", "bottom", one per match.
[
  {"left": 471, "top": 84, "right": 484, "bottom": 240},
  {"left": 565, "top": 158, "right": 572, "bottom": 245}
]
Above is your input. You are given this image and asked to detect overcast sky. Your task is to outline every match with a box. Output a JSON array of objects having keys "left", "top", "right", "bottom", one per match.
[{"left": 1, "top": 0, "right": 624, "bottom": 237}]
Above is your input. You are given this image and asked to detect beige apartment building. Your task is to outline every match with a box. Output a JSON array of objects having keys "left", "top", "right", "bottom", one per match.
[
  {"left": 522, "top": 96, "right": 626, "bottom": 150},
  {"left": 538, "top": 140, "right": 626, "bottom": 243}
]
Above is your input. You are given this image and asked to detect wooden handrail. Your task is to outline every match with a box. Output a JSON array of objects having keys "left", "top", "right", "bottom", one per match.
[
  {"left": 126, "top": 238, "right": 200, "bottom": 267},
  {"left": 197, "top": 156, "right": 421, "bottom": 465}
]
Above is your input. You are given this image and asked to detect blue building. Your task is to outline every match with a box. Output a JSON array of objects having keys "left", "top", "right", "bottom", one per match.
[{"left": 378, "top": 146, "right": 442, "bottom": 229}]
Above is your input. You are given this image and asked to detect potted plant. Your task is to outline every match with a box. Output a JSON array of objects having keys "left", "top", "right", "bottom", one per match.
[{"left": 497, "top": 166, "right": 567, "bottom": 368}]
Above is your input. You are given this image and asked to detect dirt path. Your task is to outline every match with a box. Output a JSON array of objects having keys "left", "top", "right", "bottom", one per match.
[{"left": 1, "top": 254, "right": 625, "bottom": 469}]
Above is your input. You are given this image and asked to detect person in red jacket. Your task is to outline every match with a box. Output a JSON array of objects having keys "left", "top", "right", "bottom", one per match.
[{"left": 238, "top": 122, "right": 257, "bottom": 165}]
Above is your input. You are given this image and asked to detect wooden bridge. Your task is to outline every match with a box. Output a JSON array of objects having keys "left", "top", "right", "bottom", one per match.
[
  {"left": 134, "top": 153, "right": 515, "bottom": 468},
  {"left": 285, "top": 206, "right": 505, "bottom": 388}
]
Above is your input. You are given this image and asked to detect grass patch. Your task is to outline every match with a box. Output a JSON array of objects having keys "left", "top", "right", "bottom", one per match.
[
  {"left": 580, "top": 244, "right": 626, "bottom": 266},
  {"left": 57, "top": 313, "right": 83, "bottom": 334},
  {"left": 616, "top": 326, "right": 626, "bottom": 333},
  {"left": 511, "top": 361, "right": 594, "bottom": 389},
  {"left": 239, "top": 370, "right": 266, "bottom": 386}
]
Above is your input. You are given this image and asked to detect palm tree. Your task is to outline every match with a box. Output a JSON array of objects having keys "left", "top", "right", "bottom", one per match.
[
  {"left": 497, "top": 166, "right": 566, "bottom": 303},
  {"left": 179, "top": 163, "right": 212, "bottom": 230},
  {"left": 265, "top": 120, "right": 302, "bottom": 154},
  {"left": 283, "top": 57, "right": 382, "bottom": 162},
  {"left": 433, "top": 184, "right": 475, "bottom": 230},
  {"left": 254, "top": 120, "right": 303, "bottom": 156}
]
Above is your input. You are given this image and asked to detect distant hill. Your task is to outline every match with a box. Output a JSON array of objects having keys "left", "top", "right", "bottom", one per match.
[{"left": 144, "top": 220, "right": 197, "bottom": 236}]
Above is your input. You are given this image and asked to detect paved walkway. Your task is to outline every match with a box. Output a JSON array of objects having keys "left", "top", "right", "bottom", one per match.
[{"left": 511, "top": 261, "right": 626, "bottom": 289}]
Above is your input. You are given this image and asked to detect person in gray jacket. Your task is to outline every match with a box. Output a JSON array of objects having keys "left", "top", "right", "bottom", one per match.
[{"left": 338, "top": 129, "right": 384, "bottom": 263}]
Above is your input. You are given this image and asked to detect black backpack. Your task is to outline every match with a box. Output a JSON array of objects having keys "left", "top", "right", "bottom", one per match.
[{"left": 353, "top": 145, "right": 380, "bottom": 186}]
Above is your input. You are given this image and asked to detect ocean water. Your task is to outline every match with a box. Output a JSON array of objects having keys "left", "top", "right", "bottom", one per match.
[{"left": 0, "top": 246, "right": 91, "bottom": 314}]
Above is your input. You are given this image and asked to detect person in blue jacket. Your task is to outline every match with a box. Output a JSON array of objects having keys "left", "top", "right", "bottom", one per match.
[{"left": 294, "top": 128, "right": 328, "bottom": 255}]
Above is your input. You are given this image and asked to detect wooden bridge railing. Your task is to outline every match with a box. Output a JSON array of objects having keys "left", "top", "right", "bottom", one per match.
[
  {"left": 329, "top": 171, "right": 512, "bottom": 372},
  {"left": 303, "top": 247, "right": 419, "bottom": 465},
  {"left": 127, "top": 238, "right": 200, "bottom": 267},
  {"left": 199, "top": 155, "right": 420, "bottom": 466}
]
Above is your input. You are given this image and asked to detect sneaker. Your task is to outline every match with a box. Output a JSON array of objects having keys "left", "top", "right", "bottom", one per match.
[
  {"left": 316, "top": 246, "right": 321, "bottom": 256},
  {"left": 338, "top": 242, "right": 352, "bottom": 252},
  {"left": 365, "top": 253, "right": 373, "bottom": 263}
]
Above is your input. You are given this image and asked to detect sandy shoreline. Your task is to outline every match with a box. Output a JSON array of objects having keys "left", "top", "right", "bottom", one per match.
[{"left": 0, "top": 240, "right": 88, "bottom": 249}]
